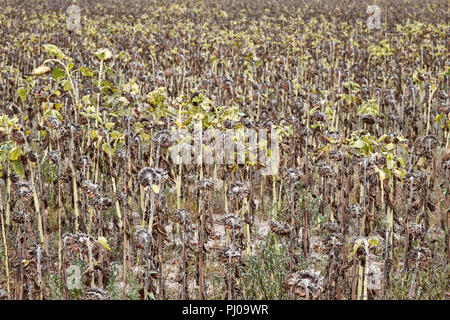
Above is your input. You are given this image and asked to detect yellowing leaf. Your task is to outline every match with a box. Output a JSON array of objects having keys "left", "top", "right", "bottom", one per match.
[
  {"left": 374, "top": 165, "right": 385, "bottom": 181},
  {"left": 33, "top": 65, "right": 51, "bottom": 75},
  {"left": 417, "top": 157, "right": 426, "bottom": 167},
  {"left": 22, "top": 259, "right": 32, "bottom": 267},
  {"left": 353, "top": 140, "right": 365, "bottom": 149},
  {"left": 152, "top": 184, "right": 160, "bottom": 194},
  {"left": 95, "top": 48, "right": 113, "bottom": 61},
  {"left": 9, "top": 146, "right": 22, "bottom": 161},
  {"left": 386, "top": 155, "right": 395, "bottom": 170},
  {"left": 97, "top": 236, "right": 111, "bottom": 251},
  {"left": 348, "top": 243, "right": 360, "bottom": 259},
  {"left": 385, "top": 143, "right": 395, "bottom": 151}
]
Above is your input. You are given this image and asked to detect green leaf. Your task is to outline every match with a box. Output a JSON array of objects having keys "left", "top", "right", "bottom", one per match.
[
  {"left": 32, "top": 65, "right": 51, "bottom": 76},
  {"left": 43, "top": 44, "right": 66, "bottom": 59},
  {"left": 397, "top": 157, "right": 405, "bottom": 168},
  {"left": 434, "top": 114, "right": 443, "bottom": 123},
  {"left": 52, "top": 67, "right": 66, "bottom": 82},
  {"left": 369, "top": 238, "right": 379, "bottom": 247},
  {"left": 386, "top": 155, "right": 395, "bottom": 170},
  {"left": 348, "top": 243, "right": 360, "bottom": 259},
  {"left": 110, "top": 130, "right": 121, "bottom": 141},
  {"left": 105, "top": 122, "right": 115, "bottom": 130},
  {"left": 62, "top": 80, "right": 72, "bottom": 92},
  {"left": 385, "top": 143, "right": 395, "bottom": 151},
  {"left": 102, "top": 142, "right": 114, "bottom": 156},
  {"left": 80, "top": 66, "right": 94, "bottom": 78},
  {"left": 377, "top": 134, "right": 388, "bottom": 143},
  {"left": 17, "top": 87, "right": 27, "bottom": 102},
  {"left": 9, "top": 146, "right": 22, "bottom": 161},
  {"left": 44, "top": 109, "right": 63, "bottom": 122},
  {"left": 11, "top": 159, "right": 25, "bottom": 178}
]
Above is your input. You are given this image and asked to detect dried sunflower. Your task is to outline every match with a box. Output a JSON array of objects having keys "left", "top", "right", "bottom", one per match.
[
  {"left": 83, "top": 287, "right": 110, "bottom": 300},
  {"left": 171, "top": 209, "right": 191, "bottom": 225},
  {"left": 218, "top": 245, "right": 241, "bottom": 264},
  {"left": 133, "top": 227, "right": 152, "bottom": 250},
  {"left": 284, "top": 168, "right": 303, "bottom": 184},
  {"left": 11, "top": 128, "right": 26, "bottom": 144},
  {"left": 12, "top": 180, "right": 34, "bottom": 199},
  {"left": 227, "top": 182, "right": 249, "bottom": 201},
  {"left": 48, "top": 150, "right": 61, "bottom": 164},
  {"left": 90, "top": 196, "right": 113, "bottom": 211},
  {"left": 138, "top": 167, "right": 169, "bottom": 187},
  {"left": 283, "top": 269, "right": 324, "bottom": 298},
  {"left": 269, "top": 220, "right": 292, "bottom": 236},
  {"left": 222, "top": 213, "right": 243, "bottom": 231},
  {"left": 81, "top": 180, "right": 102, "bottom": 198},
  {"left": 11, "top": 210, "right": 26, "bottom": 224},
  {"left": 317, "top": 162, "right": 335, "bottom": 178},
  {"left": 46, "top": 116, "right": 62, "bottom": 129},
  {"left": 198, "top": 178, "right": 214, "bottom": 191}
]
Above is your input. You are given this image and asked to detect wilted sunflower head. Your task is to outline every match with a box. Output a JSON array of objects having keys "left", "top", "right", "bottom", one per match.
[
  {"left": 227, "top": 182, "right": 249, "bottom": 200},
  {"left": 325, "top": 233, "right": 343, "bottom": 251},
  {"left": 113, "top": 149, "right": 126, "bottom": 163},
  {"left": 153, "top": 130, "right": 174, "bottom": 148},
  {"left": 138, "top": 167, "right": 169, "bottom": 187},
  {"left": 11, "top": 210, "right": 26, "bottom": 224},
  {"left": 218, "top": 245, "right": 241, "bottom": 264},
  {"left": 283, "top": 269, "right": 324, "bottom": 299},
  {"left": 89, "top": 196, "right": 112, "bottom": 211},
  {"left": 11, "top": 128, "right": 26, "bottom": 144},
  {"left": 441, "top": 159, "right": 450, "bottom": 170},
  {"left": 284, "top": 168, "right": 303, "bottom": 184},
  {"left": 48, "top": 150, "right": 61, "bottom": 164},
  {"left": 323, "top": 222, "right": 341, "bottom": 235},
  {"left": 269, "top": 220, "right": 292, "bottom": 236},
  {"left": 361, "top": 113, "right": 376, "bottom": 125},
  {"left": 346, "top": 204, "right": 366, "bottom": 218},
  {"left": 408, "top": 246, "right": 432, "bottom": 269},
  {"left": 415, "top": 135, "right": 439, "bottom": 159},
  {"left": 317, "top": 162, "right": 335, "bottom": 179},
  {"left": 0, "top": 287, "right": 7, "bottom": 300},
  {"left": 12, "top": 180, "right": 33, "bottom": 199},
  {"left": 312, "top": 111, "right": 326, "bottom": 123},
  {"left": 133, "top": 227, "right": 152, "bottom": 250},
  {"left": 74, "top": 155, "right": 92, "bottom": 171},
  {"left": 27, "top": 151, "right": 39, "bottom": 163},
  {"left": 329, "top": 149, "right": 344, "bottom": 161},
  {"left": 407, "top": 222, "right": 425, "bottom": 239},
  {"left": 45, "top": 116, "right": 61, "bottom": 129},
  {"left": 83, "top": 287, "right": 110, "bottom": 300},
  {"left": 222, "top": 213, "right": 243, "bottom": 230},
  {"left": 66, "top": 123, "right": 82, "bottom": 138},
  {"left": 404, "top": 170, "right": 427, "bottom": 189},
  {"left": 171, "top": 209, "right": 191, "bottom": 226},
  {"left": 62, "top": 233, "right": 95, "bottom": 248},
  {"left": 81, "top": 180, "right": 102, "bottom": 198},
  {"left": 198, "top": 178, "right": 214, "bottom": 191}
]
